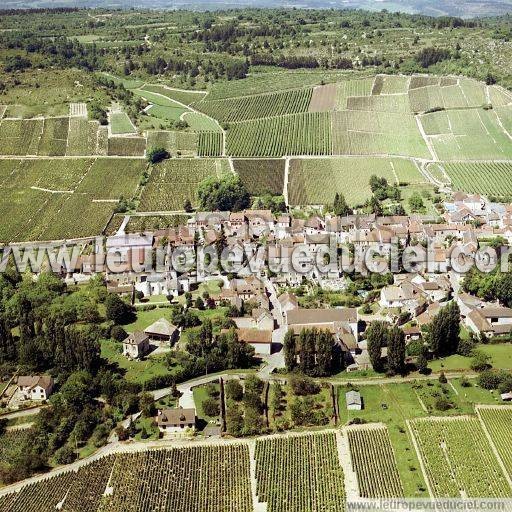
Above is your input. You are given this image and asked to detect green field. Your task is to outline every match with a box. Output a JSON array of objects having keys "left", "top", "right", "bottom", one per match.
[
  {"left": 146, "top": 130, "right": 198, "bottom": 157},
  {"left": 138, "top": 158, "right": 231, "bottom": 211},
  {"left": 288, "top": 157, "right": 425, "bottom": 206},
  {"left": 110, "top": 112, "right": 136, "bottom": 135},
  {"left": 182, "top": 112, "right": 222, "bottom": 132},
  {"left": 141, "top": 83, "right": 207, "bottom": 106},
  {"left": 107, "top": 136, "right": 146, "bottom": 156}
]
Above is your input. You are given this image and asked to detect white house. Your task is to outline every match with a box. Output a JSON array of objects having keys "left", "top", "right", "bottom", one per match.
[
  {"left": 122, "top": 331, "right": 150, "bottom": 359},
  {"left": 17, "top": 375, "right": 54, "bottom": 401},
  {"left": 346, "top": 390, "right": 362, "bottom": 410}
]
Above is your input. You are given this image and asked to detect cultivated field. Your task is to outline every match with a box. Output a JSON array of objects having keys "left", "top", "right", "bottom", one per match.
[
  {"left": 441, "top": 162, "right": 512, "bottom": 197},
  {"left": 410, "top": 417, "right": 512, "bottom": 498},
  {"left": 254, "top": 432, "right": 345, "bottom": 512},
  {"left": 288, "top": 157, "right": 424, "bottom": 206},
  {"left": 198, "top": 132, "right": 223, "bottom": 157},
  {"left": 346, "top": 425, "right": 403, "bottom": 498},
  {"left": 477, "top": 406, "right": 512, "bottom": 481},
  {"left": 233, "top": 159, "right": 286, "bottom": 195},
  {"left": 196, "top": 89, "right": 312, "bottom": 123},
  {"left": 141, "top": 84, "right": 207, "bottom": 106},
  {"left": 138, "top": 158, "right": 230, "bottom": 211},
  {"left": 146, "top": 131, "right": 198, "bottom": 157}
]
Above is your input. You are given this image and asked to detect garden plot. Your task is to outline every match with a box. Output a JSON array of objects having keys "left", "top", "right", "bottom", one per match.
[
  {"left": 69, "top": 102, "right": 88, "bottom": 117},
  {"left": 138, "top": 158, "right": 230, "bottom": 211}
]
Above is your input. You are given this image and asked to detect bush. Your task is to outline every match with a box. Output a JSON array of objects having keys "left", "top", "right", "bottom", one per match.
[
  {"left": 54, "top": 444, "right": 75, "bottom": 465},
  {"left": 202, "top": 397, "right": 220, "bottom": 417},
  {"left": 470, "top": 349, "right": 492, "bottom": 372},
  {"left": 434, "top": 397, "right": 452, "bottom": 411},
  {"left": 225, "top": 380, "right": 243, "bottom": 401},
  {"left": 289, "top": 374, "right": 321, "bottom": 396},
  {"left": 147, "top": 147, "right": 169, "bottom": 164},
  {"left": 110, "top": 325, "right": 128, "bottom": 342},
  {"left": 478, "top": 370, "right": 503, "bottom": 390},
  {"left": 438, "top": 372, "right": 447, "bottom": 384}
]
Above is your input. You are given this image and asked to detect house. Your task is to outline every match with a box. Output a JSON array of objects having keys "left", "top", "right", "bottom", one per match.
[
  {"left": 157, "top": 408, "right": 196, "bottom": 433},
  {"left": 379, "top": 283, "right": 421, "bottom": 314},
  {"left": 465, "top": 307, "right": 512, "bottom": 338},
  {"left": 144, "top": 318, "right": 179, "bottom": 344},
  {"left": 346, "top": 390, "right": 362, "bottom": 410},
  {"left": 17, "top": 375, "right": 54, "bottom": 401},
  {"left": 236, "top": 328, "right": 273, "bottom": 355},
  {"left": 278, "top": 292, "right": 299, "bottom": 315},
  {"left": 122, "top": 331, "right": 150, "bottom": 359}
]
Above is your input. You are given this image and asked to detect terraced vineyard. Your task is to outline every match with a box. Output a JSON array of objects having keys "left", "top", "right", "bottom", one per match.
[
  {"left": 288, "top": 157, "right": 424, "bottom": 206},
  {"left": 347, "top": 426, "right": 403, "bottom": 498},
  {"left": 477, "top": 406, "right": 512, "bottom": 480},
  {"left": 442, "top": 162, "right": 512, "bottom": 197},
  {"left": 254, "top": 432, "right": 345, "bottom": 512},
  {"left": 233, "top": 159, "right": 285, "bottom": 195},
  {"left": 139, "top": 158, "right": 230, "bottom": 211},
  {"left": 198, "top": 131, "right": 223, "bottom": 157},
  {"left": 410, "top": 417, "right": 512, "bottom": 498},
  {"left": 107, "top": 136, "right": 146, "bottom": 157},
  {"left": 146, "top": 131, "right": 198, "bottom": 157},
  {"left": 196, "top": 89, "right": 312, "bottom": 123},
  {"left": 227, "top": 112, "right": 332, "bottom": 157}
]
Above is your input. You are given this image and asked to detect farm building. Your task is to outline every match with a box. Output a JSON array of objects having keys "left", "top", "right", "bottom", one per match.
[
  {"left": 17, "top": 375, "right": 54, "bottom": 401},
  {"left": 346, "top": 390, "right": 362, "bottom": 410},
  {"left": 157, "top": 408, "right": 196, "bottom": 433},
  {"left": 144, "top": 318, "right": 179, "bottom": 344},
  {"left": 236, "top": 328, "right": 273, "bottom": 355},
  {"left": 122, "top": 331, "right": 150, "bottom": 359}
]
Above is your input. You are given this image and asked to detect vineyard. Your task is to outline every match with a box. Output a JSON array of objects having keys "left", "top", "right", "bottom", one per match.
[
  {"left": 477, "top": 406, "right": 512, "bottom": 480},
  {"left": 288, "top": 157, "right": 424, "bottom": 206},
  {"left": 146, "top": 131, "right": 198, "bottom": 157},
  {"left": 232, "top": 159, "right": 285, "bottom": 195},
  {"left": 254, "top": 432, "right": 345, "bottom": 512},
  {"left": 346, "top": 425, "right": 403, "bottom": 498},
  {"left": 195, "top": 89, "right": 312, "bottom": 123},
  {"left": 109, "top": 112, "right": 136, "bottom": 135},
  {"left": 37, "top": 117, "right": 70, "bottom": 156},
  {"left": 409, "top": 417, "right": 512, "bottom": 498},
  {"left": 442, "top": 162, "right": 512, "bottom": 197},
  {"left": 138, "top": 158, "right": 230, "bottom": 211},
  {"left": 198, "top": 132, "right": 223, "bottom": 157},
  {"left": 0, "top": 158, "right": 140, "bottom": 242},
  {"left": 107, "top": 137, "right": 146, "bottom": 157},
  {"left": 226, "top": 112, "right": 332, "bottom": 157}
]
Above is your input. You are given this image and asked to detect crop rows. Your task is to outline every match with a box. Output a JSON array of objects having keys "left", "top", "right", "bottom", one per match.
[
  {"left": 254, "top": 432, "right": 345, "bottom": 512},
  {"left": 477, "top": 407, "right": 512, "bottom": 480},
  {"left": 347, "top": 426, "right": 403, "bottom": 498},
  {"left": 288, "top": 157, "right": 400, "bottom": 206},
  {"left": 146, "top": 130, "right": 198, "bottom": 156},
  {"left": 139, "top": 158, "right": 230, "bottom": 211},
  {"left": 198, "top": 131, "right": 223, "bottom": 157},
  {"left": 99, "top": 445, "right": 252, "bottom": 512},
  {"left": 197, "top": 89, "right": 312, "bottom": 123},
  {"left": 443, "top": 161, "right": 512, "bottom": 197},
  {"left": 0, "top": 119, "right": 43, "bottom": 156},
  {"left": 107, "top": 137, "right": 146, "bottom": 157},
  {"left": 37, "top": 117, "right": 69, "bottom": 156},
  {"left": 410, "top": 417, "right": 511, "bottom": 498},
  {"left": 233, "top": 158, "right": 285, "bottom": 195},
  {"left": 227, "top": 112, "right": 331, "bottom": 157},
  {"left": 67, "top": 118, "right": 101, "bottom": 156}
]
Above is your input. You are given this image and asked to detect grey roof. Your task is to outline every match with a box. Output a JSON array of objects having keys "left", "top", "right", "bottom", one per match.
[
  {"left": 346, "top": 390, "right": 361, "bottom": 406},
  {"left": 144, "top": 318, "right": 177, "bottom": 337}
]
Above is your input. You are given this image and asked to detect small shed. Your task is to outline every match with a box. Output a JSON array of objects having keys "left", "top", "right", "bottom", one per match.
[
  {"left": 346, "top": 390, "right": 362, "bottom": 411},
  {"left": 122, "top": 331, "right": 150, "bottom": 359}
]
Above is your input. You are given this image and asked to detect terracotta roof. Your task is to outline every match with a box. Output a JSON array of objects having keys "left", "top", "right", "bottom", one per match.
[
  {"left": 237, "top": 328, "right": 272, "bottom": 344},
  {"left": 157, "top": 408, "right": 195, "bottom": 427}
]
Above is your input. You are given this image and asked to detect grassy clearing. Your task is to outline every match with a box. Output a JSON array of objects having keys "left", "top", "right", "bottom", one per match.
[{"left": 110, "top": 112, "right": 136, "bottom": 135}]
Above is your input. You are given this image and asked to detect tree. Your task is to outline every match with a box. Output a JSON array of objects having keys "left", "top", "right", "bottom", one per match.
[
  {"left": 387, "top": 326, "right": 405, "bottom": 375},
  {"left": 417, "top": 346, "right": 430, "bottom": 374},
  {"left": 289, "top": 374, "right": 320, "bottom": 396},
  {"left": 147, "top": 147, "right": 169, "bottom": 164},
  {"left": 333, "top": 193, "right": 352, "bottom": 216},
  {"left": 183, "top": 199, "right": 193, "bottom": 213},
  {"left": 202, "top": 397, "right": 220, "bottom": 417},
  {"left": 0, "top": 315, "right": 16, "bottom": 363},
  {"left": 110, "top": 325, "right": 127, "bottom": 342},
  {"left": 105, "top": 294, "right": 134, "bottom": 325},
  {"left": 315, "top": 331, "right": 334, "bottom": 377},
  {"left": 139, "top": 392, "right": 156, "bottom": 418},
  {"left": 408, "top": 193, "right": 424, "bottom": 212},
  {"left": 226, "top": 402, "right": 243, "bottom": 436},
  {"left": 470, "top": 349, "right": 492, "bottom": 372},
  {"left": 225, "top": 379, "right": 243, "bottom": 401},
  {"left": 283, "top": 330, "right": 296, "bottom": 371},
  {"left": 197, "top": 175, "right": 250, "bottom": 212},
  {"left": 429, "top": 302, "right": 460, "bottom": 357},
  {"left": 366, "top": 321, "right": 388, "bottom": 372}
]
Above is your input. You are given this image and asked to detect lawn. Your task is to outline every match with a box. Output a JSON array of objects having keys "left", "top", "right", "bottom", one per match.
[
  {"left": 124, "top": 306, "right": 173, "bottom": 333},
  {"left": 193, "top": 383, "right": 221, "bottom": 423},
  {"left": 429, "top": 343, "right": 512, "bottom": 372},
  {"left": 110, "top": 112, "right": 136, "bottom": 135},
  {"left": 100, "top": 339, "right": 169, "bottom": 384}
]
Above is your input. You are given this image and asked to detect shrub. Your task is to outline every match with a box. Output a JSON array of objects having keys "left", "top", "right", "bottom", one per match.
[
  {"left": 110, "top": 325, "right": 128, "bottom": 342},
  {"left": 289, "top": 374, "right": 320, "bottom": 396},
  {"left": 147, "top": 147, "right": 169, "bottom": 164},
  {"left": 434, "top": 397, "right": 452, "bottom": 411},
  {"left": 225, "top": 380, "right": 243, "bottom": 401}
]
